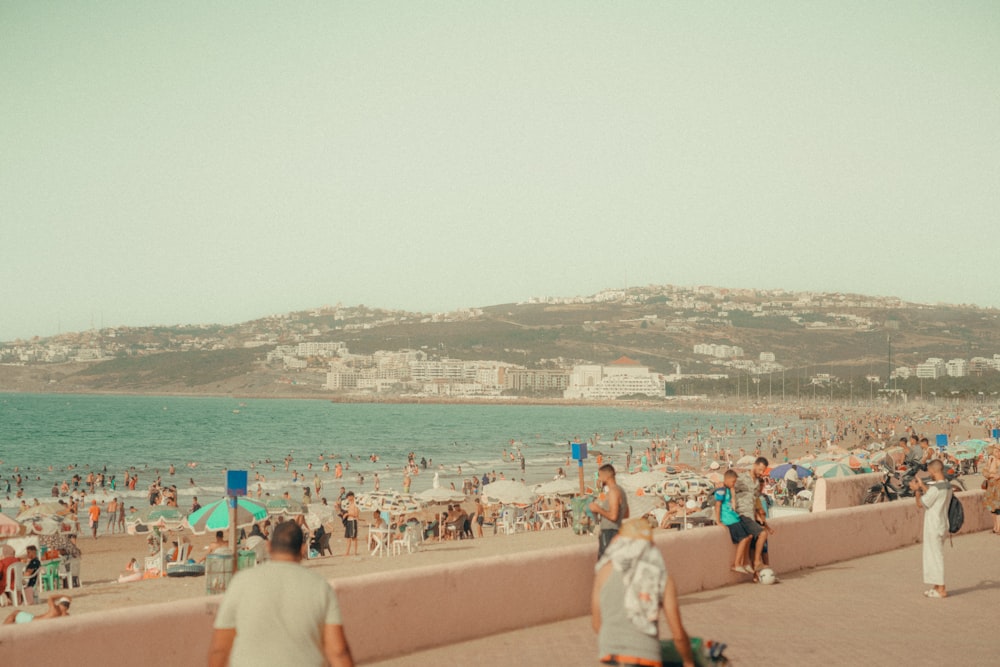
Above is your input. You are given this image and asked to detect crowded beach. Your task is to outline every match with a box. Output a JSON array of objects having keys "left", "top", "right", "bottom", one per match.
[{"left": 2, "top": 403, "right": 998, "bottom": 621}]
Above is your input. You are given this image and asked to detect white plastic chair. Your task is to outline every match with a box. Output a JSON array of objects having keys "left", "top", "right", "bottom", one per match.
[
  {"left": 59, "top": 557, "right": 82, "bottom": 589},
  {"left": 2, "top": 563, "right": 26, "bottom": 607},
  {"left": 497, "top": 509, "right": 515, "bottom": 535},
  {"left": 392, "top": 528, "right": 418, "bottom": 555}
]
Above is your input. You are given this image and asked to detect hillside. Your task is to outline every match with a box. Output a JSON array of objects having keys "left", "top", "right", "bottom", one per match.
[{"left": 2, "top": 285, "right": 999, "bottom": 398}]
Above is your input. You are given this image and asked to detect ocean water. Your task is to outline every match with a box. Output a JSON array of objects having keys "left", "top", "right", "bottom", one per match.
[{"left": 0, "top": 393, "right": 764, "bottom": 514}]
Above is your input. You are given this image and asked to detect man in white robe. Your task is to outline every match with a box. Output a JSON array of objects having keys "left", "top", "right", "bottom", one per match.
[{"left": 910, "top": 459, "right": 949, "bottom": 598}]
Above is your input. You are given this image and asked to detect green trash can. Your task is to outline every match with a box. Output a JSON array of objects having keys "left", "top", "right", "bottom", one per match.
[
  {"left": 205, "top": 554, "right": 233, "bottom": 595},
  {"left": 238, "top": 550, "right": 256, "bottom": 570}
]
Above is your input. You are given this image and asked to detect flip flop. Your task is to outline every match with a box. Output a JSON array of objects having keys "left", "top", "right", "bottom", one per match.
[
  {"left": 923, "top": 589, "right": 943, "bottom": 599},
  {"left": 730, "top": 567, "right": 746, "bottom": 575}
]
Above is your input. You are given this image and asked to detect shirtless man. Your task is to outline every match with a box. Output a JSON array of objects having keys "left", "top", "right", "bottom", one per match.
[
  {"left": 342, "top": 492, "right": 360, "bottom": 556},
  {"left": 588, "top": 464, "right": 629, "bottom": 559},
  {"left": 106, "top": 497, "right": 119, "bottom": 535}
]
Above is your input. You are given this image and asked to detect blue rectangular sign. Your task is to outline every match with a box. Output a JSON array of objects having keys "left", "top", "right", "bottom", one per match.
[
  {"left": 226, "top": 470, "right": 248, "bottom": 497},
  {"left": 571, "top": 442, "right": 588, "bottom": 461},
  {"left": 935, "top": 434, "right": 948, "bottom": 449}
]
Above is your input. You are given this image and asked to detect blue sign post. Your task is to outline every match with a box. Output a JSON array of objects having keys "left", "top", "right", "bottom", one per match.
[
  {"left": 571, "top": 442, "right": 588, "bottom": 496},
  {"left": 992, "top": 428, "right": 1000, "bottom": 441},
  {"left": 935, "top": 434, "right": 948, "bottom": 449},
  {"left": 225, "top": 470, "right": 248, "bottom": 574}
]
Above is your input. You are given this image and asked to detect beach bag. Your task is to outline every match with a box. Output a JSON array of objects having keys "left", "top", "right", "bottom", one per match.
[
  {"left": 661, "top": 637, "right": 729, "bottom": 666},
  {"left": 947, "top": 492, "right": 964, "bottom": 535}
]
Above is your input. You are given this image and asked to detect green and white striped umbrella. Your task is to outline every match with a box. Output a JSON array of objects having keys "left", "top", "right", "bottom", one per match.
[{"left": 185, "top": 497, "right": 267, "bottom": 535}]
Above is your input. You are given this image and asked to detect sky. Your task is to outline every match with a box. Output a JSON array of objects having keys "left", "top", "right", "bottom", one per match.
[{"left": 2, "top": 2, "right": 999, "bottom": 342}]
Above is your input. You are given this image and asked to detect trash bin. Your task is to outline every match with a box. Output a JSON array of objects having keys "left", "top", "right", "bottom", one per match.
[
  {"left": 237, "top": 550, "right": 256, "bottom": 570},
  {"left": 205, "top": 554, "right": 233, "bottom": 595}
]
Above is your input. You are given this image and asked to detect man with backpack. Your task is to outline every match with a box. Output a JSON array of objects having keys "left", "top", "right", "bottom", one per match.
[{"left": 909, "top": 459, "right": 950, "bottom": 599}]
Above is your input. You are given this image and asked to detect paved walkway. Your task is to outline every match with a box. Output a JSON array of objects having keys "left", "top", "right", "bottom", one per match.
[{"left": 367, "top": 530, "right": 999, "bottom": 666}]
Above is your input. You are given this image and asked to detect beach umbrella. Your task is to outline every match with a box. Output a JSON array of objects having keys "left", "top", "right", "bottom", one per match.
[
  {"left": 0, "top": 513, "right": 22, "bottom": 537},
  {"left": 625, "top": 491, "right": 664, "bottom": 520},
  {"left": 25, "top": 515, "right": 75, "bottom": 535},
  {"left": 618, "top": 471, "right": 667, "bottom": 492},
  {"left": 480, "top": 480, "right": 534, "bottom": 505},
  {"left": 769, "top": 463, "right": 812, "bottom": 481},
  {"left": 734, "top": 455, "right": 756, "bottom": 467},
  {"left": 264, "top": 497, "right": 304, "bottom": 516},
  {"left": 16, "top": 502, "right": 68, "bottom": 521},
  {"left": 956, "top": 439, "right": 991, "bottom": 454},
  {"left": 813, "top": 462, "right": 856, "bottom": 479},
  {"left": 704, "top": 471, "right": 724, "bottom": 485},
  {"left": 843, "top": 455, "right": 865, "bottom": 469},
  {"left": 185, "top": 497, "right": 267, "bottom": 535},
  {"left": 415, "top": 487, "right": 466, "bottom": 504},
  {"left": 127, "top": 505, "right": 188, "bottom": 532},
  {"left": 532, "top": 478, "right": 580, "bottom": 497},
  {"left": 945, "top": 446, "right": 977, "bottom": 461}
]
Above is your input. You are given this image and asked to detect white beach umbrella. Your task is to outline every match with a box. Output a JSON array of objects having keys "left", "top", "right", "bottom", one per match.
[
  {"left": 415, "top": 487, "right": 466, "bottom": 504},
  {"left": 480, "top": 480, "right": 534, "bottom": 505},
  {"left": 618, "top": 471, "right": 667, "bottom": 492},
  {"left": 532, "top": 478, "right": 580, "bottom": 497}
]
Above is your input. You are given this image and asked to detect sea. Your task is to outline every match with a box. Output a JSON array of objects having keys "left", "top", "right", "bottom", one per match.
[{"left": 0, "top": 393, "right": 771, "bottom": 516}]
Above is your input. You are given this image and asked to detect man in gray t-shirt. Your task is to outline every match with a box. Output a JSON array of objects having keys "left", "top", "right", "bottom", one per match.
[{"left": 208, "top": 522, "right": 354, "bottom": 667}]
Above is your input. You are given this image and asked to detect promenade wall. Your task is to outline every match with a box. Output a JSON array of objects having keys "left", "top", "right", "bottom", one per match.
[
  {"left": 812, "top": 472, "right": 882, "bottom": 511},
  {"left": 0, "top": 491, "right": 990, "bottom": 665}
]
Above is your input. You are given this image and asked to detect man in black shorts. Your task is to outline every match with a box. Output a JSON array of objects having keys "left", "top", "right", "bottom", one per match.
[{"left": 734, "top": 457, "right": 771, "bottom": 573}]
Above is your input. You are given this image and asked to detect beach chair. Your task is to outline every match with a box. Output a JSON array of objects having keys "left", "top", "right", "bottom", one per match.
[
  {"left": 144, "top": 554, "right": 163, "bottom": 578},
  {"left": 2, "top": 563, "right": 26, "bottom": 607},
  {"left": 41, "top": 559, "right": 62, "bottom": 592},
  {"left": 497, "top": 509, "right": 515, "bottom": 535},
  {"left": 59, "top": 557, "right": 83, "bottom": 588},
  {"left": 392, "top": 528, "right": 418, "bottom": 555}
]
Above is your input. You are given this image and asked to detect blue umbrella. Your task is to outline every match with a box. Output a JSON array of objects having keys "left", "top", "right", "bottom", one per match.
[
  {"left": 185, "top": 497, "right": 267, "bottom": 535},
  {"left": 769, "top": 463, "right": 812, "bottom": 480}
]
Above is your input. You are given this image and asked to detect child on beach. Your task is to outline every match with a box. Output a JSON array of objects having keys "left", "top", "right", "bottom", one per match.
[{"left": 714, "top": 470, "right": 752, "bottom": 574}]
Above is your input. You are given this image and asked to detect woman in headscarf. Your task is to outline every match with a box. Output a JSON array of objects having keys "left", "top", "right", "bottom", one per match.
[
  {"left": 983, "top": 445, "right": 1000, "bottom": 534},
  {"left": 591, "top": 518, "right": 694, "bottom": 667}
]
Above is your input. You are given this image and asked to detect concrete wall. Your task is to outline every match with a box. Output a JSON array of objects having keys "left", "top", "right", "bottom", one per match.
[
  {"left": 812, "top": 472, "right": 882, "bottom": 511},
  {"left": 0, "top": 491, "right": 990, "bottom": 665}
]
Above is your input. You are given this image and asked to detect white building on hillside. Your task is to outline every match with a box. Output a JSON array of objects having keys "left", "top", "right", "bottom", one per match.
[
  {"left": 563, "top": 357, "right": 665, "bottom": 400},
  {"left": 916, "top": 358, "right": 945, "bottom": 379},
  {"left": 945, "top": 358, "right": 968, "bottom": 377}
]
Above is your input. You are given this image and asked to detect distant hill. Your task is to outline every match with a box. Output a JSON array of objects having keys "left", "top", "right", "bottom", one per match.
[{"left": 2, "top": 284, "right": 998, "bottom": 398}]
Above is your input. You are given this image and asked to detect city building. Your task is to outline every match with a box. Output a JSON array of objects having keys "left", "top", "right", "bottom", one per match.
[{"left": 563, "top": 356, "right": 665, "bottom": 400}]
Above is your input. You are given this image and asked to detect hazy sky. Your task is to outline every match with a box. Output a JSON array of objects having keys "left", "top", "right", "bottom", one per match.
[{"left": 2, "top": 2, "right": 998, "bottom": 342}]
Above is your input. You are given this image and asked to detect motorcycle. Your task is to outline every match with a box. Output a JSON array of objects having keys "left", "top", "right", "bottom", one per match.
[{"left": 862, "top": 460, "right": 903, "bottom": 504}]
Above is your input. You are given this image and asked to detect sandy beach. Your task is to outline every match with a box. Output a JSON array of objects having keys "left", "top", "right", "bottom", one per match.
[{"left": 5, "top": 399, "right": 997, "bottom": 620}]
